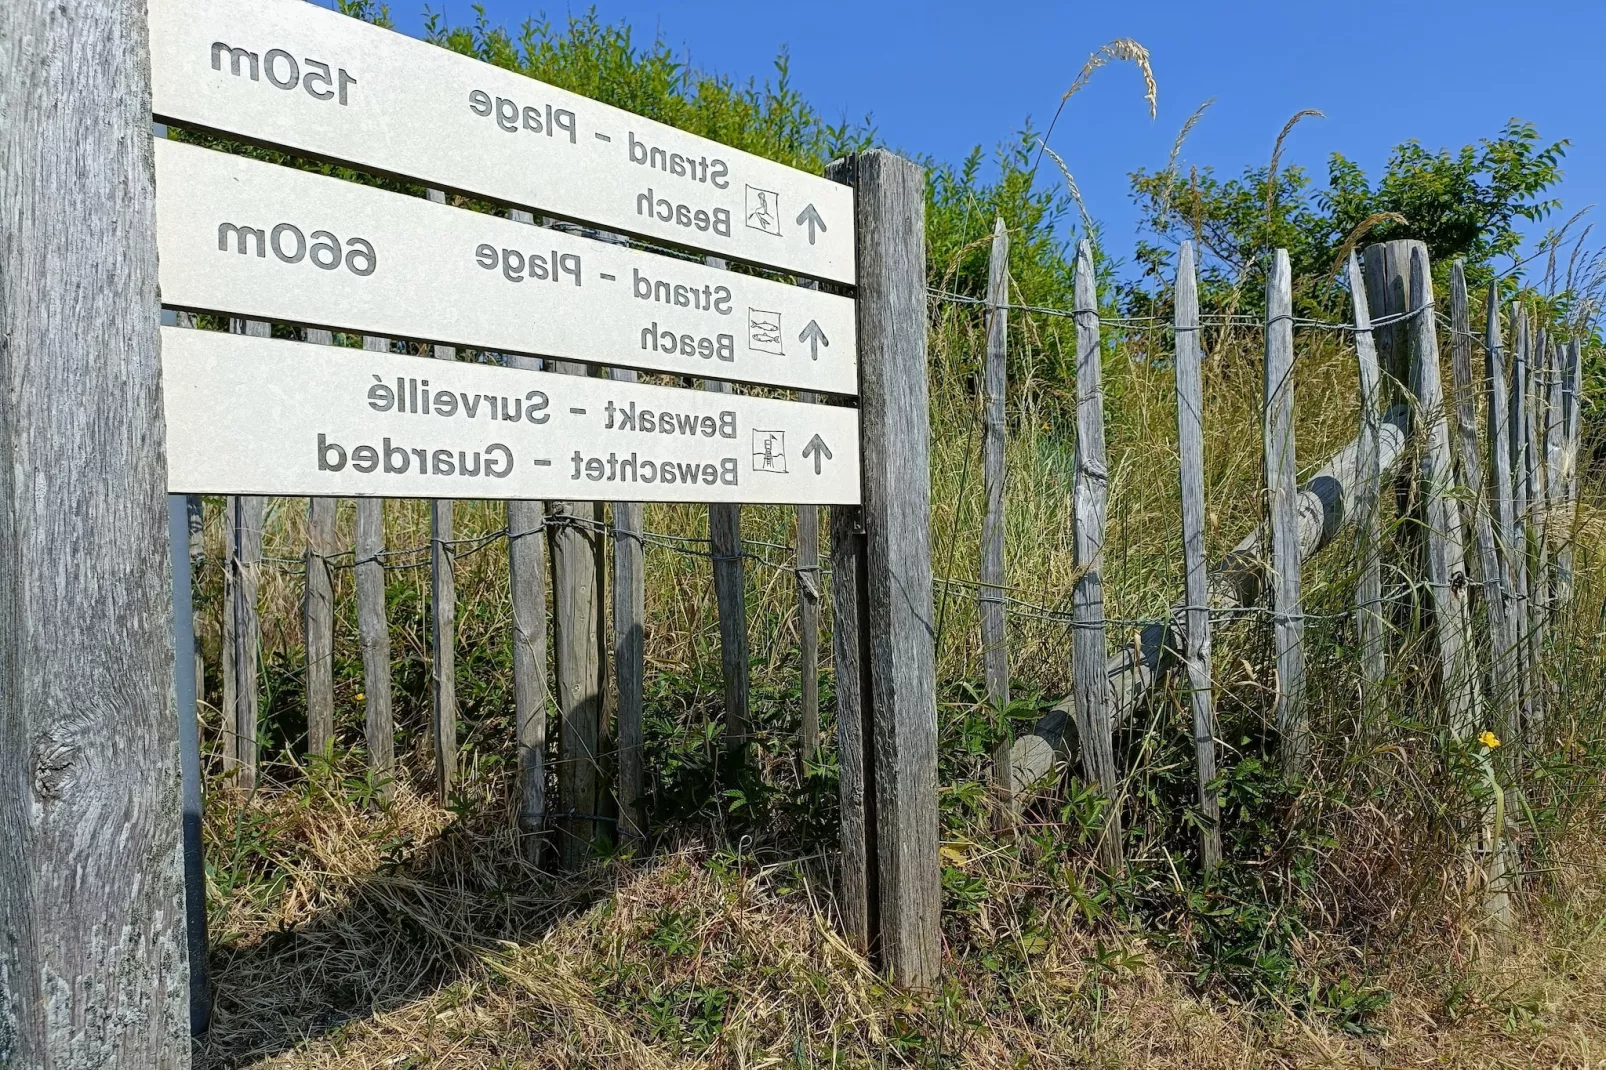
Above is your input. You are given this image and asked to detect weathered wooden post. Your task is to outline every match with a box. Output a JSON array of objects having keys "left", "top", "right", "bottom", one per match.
[
  {"left": 1556, "top": 340, "right": 1584, "bottom": 609},
  {"left": 302, "top": 328, "right": 339, "bottom": 759},
  {"left": 1509, "top": 309, "right": 1534, "bottom": 728},
  {"left": 506, "top": 348, "right": 551, "bottom": 856},
  {"left": 795, "top": 425, "right": 823, "bottom": 767},
  {"left": 1174, "top": 241, "right": 1220, "bottom": 869},
  {"left": 1347, "top": 253, "right": 1386, "bottom": 695},
  {"left": 706, "top": 377, "right": 753, "bottom": 760},
  {"left": 1265, "top": 250, "right": 1307, "bottom": 774},
  {"left": 357, "top": 335, "right": 395, "bottom": 800},
  {"left": 826, "top": 150, "right": 940, "bottom": 987},
  {"left": 981, "top": 218, "right": 1012, "bottom": 810},
  {"left": 0, "top": 0, "right": 191, "bottom": 1057},
  {"left": 1069, "top": 240, "right": 1123, "bottom": 868},
  {"left": 612, "top": 366, "right": 647, "bottom": 842},
  {"left": 1482, "top": 292, "right": 1521, "bottom": 747}
]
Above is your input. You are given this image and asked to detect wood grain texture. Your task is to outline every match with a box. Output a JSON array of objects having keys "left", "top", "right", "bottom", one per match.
[
  {"left": 1482, "top": 294, "right": 1521, "bottom": 744},
  {"left": 1174, "top": 242, "right": 1220, "bottom": 870},
  {"left": 548, "top": 360, "right": 610, "bottom": 870},
  {"left": 981, "top": 218, "right": 1012, "bottom": 805},
  {"left": 425, "top": 188, "right": 460, "bottom": 800},
  {"left": 357, "top": 336, "right": 395, "bottom": 800},
  {"left": 795, "top": 419, "right": 823, "bottom": 766},
  {"left": 705, "top": 377, "right": 752, "bottom": 758},
  {"left": 1508, "top": 310, "right": 1534, "bottom": 731},
  {"left": 1403, "top": 244, "right": 1481, "bottom": 737},
  {"left": 1524, "top": 328, "right": 1548, "bottom": 727},
  {"left": 1069, "top": 240, "right": 1123, "bottom": 867},
  {"left": 1449, "top": 263, "right": 1515, "bottom": 732},
  {"left": 505, "top": 210, "right": 549, "bottom": 853},
  {"left": 1347, "top": 254, "right": 1386, "bottom": 692},
  {"left": 0, "top": 0, "right": 189, "bottom": 1057},
  {"left": 1264, "top": 250, "right": 1308, "bottom": 774},
  {"left": 1556, "top": 340, "right": 1583, "bottom": 607},
  {"left": 612, "top": 366, "right": 647, "bottom": 842},
  {"left": 829, "top": 501, "right": 873, "bottom": 951},
  {"left": 1011, "top": 405, "right": 1412, "bottom": 793},
  {"left": 826, "top": 151, "right": 940, "bottom": 987},
  {"left": 227, "top": 319, "right": 270, "bottom": 789},
  {"left": 305, "top": 496, "right": 338, "bottom": 756}
]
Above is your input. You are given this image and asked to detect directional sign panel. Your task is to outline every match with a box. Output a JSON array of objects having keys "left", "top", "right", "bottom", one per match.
[
  {"left": 162, "top": 327, "right": 861, "bottom": 505},
  {"left": 155, "top": 141, "right": 856, "bottom": 395},
  {"left": 148, "top": 0, "right": 855, "bottom": 283}
]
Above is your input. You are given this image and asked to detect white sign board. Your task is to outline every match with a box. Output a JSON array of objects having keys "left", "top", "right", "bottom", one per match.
[
  {"left": 154, "top": 140, "right": 857, "bottom": 395},
  {"left": 148, "top": 0, "right": 856, "bottom": 284},
  {"left": 162, "top": 327, "right": 861, "bottom": 505}
]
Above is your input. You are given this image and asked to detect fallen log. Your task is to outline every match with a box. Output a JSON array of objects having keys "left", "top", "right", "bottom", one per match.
[{"left": 1010, "top": 406, "right": 1412, "bottom": 793}]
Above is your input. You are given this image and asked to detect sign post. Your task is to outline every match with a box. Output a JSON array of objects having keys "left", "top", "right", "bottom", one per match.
[
  {"left": 826, "top": 151, "right": 941, "bottom": 989},
  {"left": 0, "top": 0, "right": 190, "bottom": 1062}
]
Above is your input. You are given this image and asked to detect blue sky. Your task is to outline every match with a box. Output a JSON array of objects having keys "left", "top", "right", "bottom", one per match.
[{"left": 378, "top": 0, "right": 1603, "bottom": 275}]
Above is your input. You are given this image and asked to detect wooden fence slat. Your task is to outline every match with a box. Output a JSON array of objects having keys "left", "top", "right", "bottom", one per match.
[
  {"left": 1509, "top": 309, "right": 1533, "bottom": 730},
  {"left": 1556, "top": 339, "right": 1583, "bottom": 607},
  {"left": 1482, "top": 291, "right": 1521, "bottom": 746},
  {"left": 505, "top": 210, "right": 549, "bottom": 853},
  {"left": 1070, "top": 240, "right": 1122, "bottom": 868},
  {"left": 1543, "top": 338, "right": 1565, "bottom": 615},
  {"left": 504, "top": 358, "right": 549, "bottom": 856},
  {"left": 548, "top": 359, "right": 610, "bottom": 869},
  {"left": 1347, "top": 253, "right": 1386, "bottom": 693},
  {"left": 612, "top": 366, "right": 647, "bottom": 842},
  {"left": 357, "top": 335, "right": 395, "bottom": 800},
  {"left": 227, "top": 318, "right": 269, "bottom": 788},
  {"left": 825, "top": 150, "right": 940, "bottom": 987},
  {"left": 1264, "top": 250, "right": 1307, "bottom": 774},
  {"left": 1174, "top": 241, "right": 1220, "bottom": 870},
  {"left": 1406, "top": 244, "right": 1481, "bottom": 736},
  {"left": 301, "top": 328, "right": 338, "bottom": 758},
  {"left": 705, "top": 377, "right": 751, "bottom": 759},
  {"left": 1524, "top": 327, "right": 1548, "bottom": 727},
  {"left": 424, "top": 190, "right": 459, "bottom": 800},
  {"left": 981, "top": 217, "right": 1012, "bottom": 807},
  {"left": 1449, "top": 263, "right": 1515, "bottom": 730}
]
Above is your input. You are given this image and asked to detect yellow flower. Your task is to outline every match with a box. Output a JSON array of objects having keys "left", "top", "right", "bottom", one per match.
[
  {"left": 355, "top": 692, "right": 366, "bottom": 702},
  {"left": 1477, "top": 730, "right": 1501, "bottom": 749}
]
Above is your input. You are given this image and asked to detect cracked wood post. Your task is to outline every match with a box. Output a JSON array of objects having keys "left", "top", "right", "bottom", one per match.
[
  {"left": 1347, "top": 254, "right": 1386, "bottom": 695},
  {"left": 1174, "top": 241, "right": 1220, "bottom": 869},
  {"left": 548, "top": 359, "right": 611, "bottom": 870},
  {"left": 825, "top": 150, "right": 940, "bottom": 988},
  {"left": 0, "top": 0, "right": 190, "bottom": 1056},
  {"left": 426, "top": 190, "right": 459, "bottom": 800},
  {"left": 981, "top": 217, "right": 1012, "bottom": 813},
  {"left": 1481, "top": 293, "right": 1521, "bottom": 748},
  {"left": 1523, "top": 323, "right": 1548, "bottom": 728},
  {"left": 1449, "top": 263, "right": 1516, "bottom": 737},
  {"left": 612, "top": 366, "right": 646, "bottom": 843},
  {"left": 705, "top": 377, "right": 752, "bottom": 760},
  {"left": 1556, "top": 339, "right": 1584, "bottom": 610},
  {"left": 303, "top": 328, "right": 338, "bottom": 760},
  {"left": 227, "top": 320, "right": 268, "bottom": 791},
  {"left": 358, "top": 336, "right": 395, "bottom": 800},
  {"left": 1542, "top": 336, "right": 1564, "bottom": 623},
  {"left": 1264, "top": 250, "right": 1307, "bottom": 775},
  {"left": 796, "top": 395, "right": 823, "bottom": 767},
  {"left": 1070, "top": 240, "right": 1123, "bottom": 868}
]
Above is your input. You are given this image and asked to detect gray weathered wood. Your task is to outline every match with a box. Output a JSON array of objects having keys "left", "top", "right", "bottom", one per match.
[
  {"left": 825, "top": 150, "right": 940, "bottom": 987},
  {"left": 829, "top": 501, "right": 871, "bottom": 948},
  {"left": 1070, "top": 240, "right": 1123, "bottom": 866},
  {"left": 1174, "top": 241, "right": 1220, "bottom": 870},
  {"left": 229, "top": 319, "right": 269, "bottom": 790},
  {"left": 705, "top": 377, "right": 752, "bottom": 759},
  {"left": 222, "top": 496, "right": 237, "bottom": 765},
  {"left": 548, "top": 359, "right": 610, "bottom": 869},
  {"left": 1404, "top": 244, "right": 1481, "bottom": 736},
  {"left": 425, "top": 189, "right": 459, "bottom": 800},
  {"left": 305, "top": 496, "right": 337, "bottom": 758},
  {"left": 503, "top": 348, "right": 550, "bottom": 856},
  {"left": 1525, "top": 327, "right": 1548, "bottom": 727},
  {"left": 1482, "top": 292, "right": 1521, "bottom": 745},
  {"left": 1449, "top": 264, "right": 1515, "bottom": 733},
  {"left": 357, "top": 335, "right": 395, "bottom": 799},
  {"left": 612, "top": 366, "right": 647, "bottom": 842},
  {"left": 1264, "top": 250, "right": 1307, "bottom": 774},
  {"left": 1011, "top": 405, "right": 1412, "bottom": 792},
  {"left": 1543, "top": 337, "right": 1564, "bottom": 618},
  {"left": 0, "top": 0, "right": 190, "bottom": 1051},
  {"left": 1347, "top": 253, "right": 1386, "bottom": 694},
  {"left": 981, "top": 218, "right": 1012, "bottom": 805},
  {"left": 1556, "top": 339, "right": 1583, "bottom": 608},
  {"left": 302, "top": 328, "right": 338, "bottom": 758},
  {"left": 187, "top": 492, "right": 206, "bottom": 698},
  {"left": 796, "top": 412, "right": 823, "bottom": 767},
  {"left": 505, "top": 210, "right": 549, "bottom": 852},
  {"left": 1509, "top": 309, "right": 1534, "bottom": 729}
]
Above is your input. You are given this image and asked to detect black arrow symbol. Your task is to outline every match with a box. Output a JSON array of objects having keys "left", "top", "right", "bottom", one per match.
[
  {"left": 801, "top": 433, "right": 833, "bottom": 475},
  {"left": 796, "top": 203, "right": 826, "bottom": 245},
  {"left": 798, "top": 320, "right": 829, "bottom": 360}
]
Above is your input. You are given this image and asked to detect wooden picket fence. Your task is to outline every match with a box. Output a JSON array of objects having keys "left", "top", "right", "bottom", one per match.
[{"left": 196, "top": 232, "right": 1586, "bottom": 912}]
